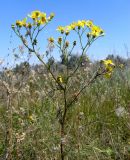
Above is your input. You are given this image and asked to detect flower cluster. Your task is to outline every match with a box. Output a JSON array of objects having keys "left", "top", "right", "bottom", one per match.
[
  {"left": 57, "top": 20, "right": 104, "bottom": 39},
  {"left": 12, "top": 10, "right": 54, "bottom": 29},
  {"left": 101, "top": 59, "right": 115, "bottom": 78},
  {"left": 12, "top": 10, "right": 114, "bottom": 80}
]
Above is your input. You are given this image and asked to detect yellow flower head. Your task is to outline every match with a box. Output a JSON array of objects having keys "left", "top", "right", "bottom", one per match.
[
  {"left": 102, "top": 59, "right": 114, "bottom": 66},
  {"left": 39, "top": 12, "right": 47, "bottom": 24},
  {"left": 57, "top": 26, "right": 65, "bottom": 34},
  {"left": 16, "top": 20, "right": 23, "bottom": 27},
  {"left": 15, "top": 18, "right": 27, "bottom": 27},
  {"left": 66, "top": 25, "right": 72, "bottom": 31},
  {"left": 101, "top": 59, "right": 115, "bottom": 78},
  {"left": 48, "top": 37, "right": 54, "bottom": 43},
  {"left": 57, "top": 76, "right": 63, "bottom": 83},
  {"left": 29, "top": 10, "right": 41, "bottom": 19},
  {"left": 85, "top": 20, "right": 93, "bottom": 28},
  {"left": 29, "top": 114, "right": 36, "bottom": 122},
  {"left": 90, "top": 25, "right": 104, "bottom": 38},
  {"left": 21, "top": 18, "right": 27, "bottom": 27},
  {"left": 104, "top": 72, "right": 112, "bottom": 78},
  {"left": 77, "top": 20, "right": 85, "bottom": 28},
  {"left": 68, "top": 22, "right": 77, "bottom": 30}
]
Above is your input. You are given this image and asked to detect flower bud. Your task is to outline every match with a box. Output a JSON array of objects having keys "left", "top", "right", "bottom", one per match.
[
  {"left": 78, "top": 26, "right": 81, "bottom": 30},
  {"left": 11, "top": 24, "right": 15, "bottom": 29},
  {"left": 100, "top": 30, "right": 104, "bottom": 34},
  {"left": 27, "top": 23, "right": 32, "bottom": 29},
  {"left": 73, "top": 41, "right": 76, "bottom": 46},
  {"left": 48, "top": 37, "right": 54, "bottom": 43},
  {"left": 57, "top": 76, "right": 63, "bottom": 83},
  {"left": 87, "top": 33, "right": 90, "bottom": 38},
  {"left": 65, "top": 41, "right": 69, "bottom": 48},
  {"left": 50, "top": 13, "right": 55, "bottom": 20},
  {"left": 32, "top": 39, "right": 37, "bottom": 45},
  {"left": 58, "top": 37, "right": 62, "bottom": 44}
]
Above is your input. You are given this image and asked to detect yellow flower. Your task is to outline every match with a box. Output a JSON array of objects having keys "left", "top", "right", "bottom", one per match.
[
  {"left": 16, "top": 18, "right": 27, "bottom": 27},
  {"left": 102, "top": 59, "right": 114, "bottom": 66},
  {"left": 21, "top": 18, "right": 27, "bottom": 27},
  {"left": 57, "top": 76, "right": 63, "bottom": 83},
  {"left": 29, "top": 115, "right": 33, "bottom": 121},
  {"left": 29, "top": 114, "right": 36, "bottom": 122},
  {"left": 68, "top": 22, "right": 77, "bottom": 30},
  {"left": 101, "top": 59, "right": 115, "bottom": 78},
  {"left": 66, "top": 25, "right": 73, "bottom": 31},
  {"left": 104, "top": 72, "right": 112, "bottom": 78},
  {"left": 29, "top": 10, "right": 41, "bottom": 19},
  {"left": 65, "top": 30, "right": 70, "bottom": 36},
  {"left": 48, "top": 37, "right": 54, "bottom": 43},
  {"left": 77, "top": 20, "right": 85, "bottom": 28},
  {"left": 16, "top": 20, "right": 23, "bottom": 27},
  {"left": 39, "top": 12, "right": 47, "bottom": 24},
  {"left": 85, "top": 20, "right": 93, "bottom": 28},
  {"left": 90, "top": 25, "right": 104, "bottom": 38},
  {"left": 81, "top": 20, "right": 87, "bottom": 25},
  {"left": 57, "top": 26, "right": 65, "bottom": 34}
]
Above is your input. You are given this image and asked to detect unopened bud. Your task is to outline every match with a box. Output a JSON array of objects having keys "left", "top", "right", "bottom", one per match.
[
  {"left": 78, "top": 26, "right": 81, "bottom": 30},
  {"left": 73, "top": 41, "right": 76, "bottom": 46},
  {"left": 65, "top": 41, "right": 69, "bottom": 48},
  {"left": 11, "top": 24, "right": 15, "bottom": 29},
  {"left": 50, "top": 13, "right": 55, "bottom": 19},
  {"left": 27, "top": 23, "right": 32, "bottom": 29},
  {"left": 58, "top": 37, "right": 62, "bottom": 44},
  {"left": 87, "top": 33, "right": 90, "bottom": 38}
]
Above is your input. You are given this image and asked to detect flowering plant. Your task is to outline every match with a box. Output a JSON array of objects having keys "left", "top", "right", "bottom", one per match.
[{"left": 12, "top": 10, "right": 115, "bottom": 160}]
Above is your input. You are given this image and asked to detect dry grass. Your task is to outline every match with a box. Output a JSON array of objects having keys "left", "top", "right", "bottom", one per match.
[{"left": 0, "top": 61, "right": 130, "bottom": 160}]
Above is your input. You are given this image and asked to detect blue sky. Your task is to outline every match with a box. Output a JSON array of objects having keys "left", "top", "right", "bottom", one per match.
[{"left": 0, "top": 0, "right": 130, "bottom": 62}]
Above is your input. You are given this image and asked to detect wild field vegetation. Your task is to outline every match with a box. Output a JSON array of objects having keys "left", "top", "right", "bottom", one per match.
[{"left": 0, "top": 10, "right": 130, "bottom": 160}]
